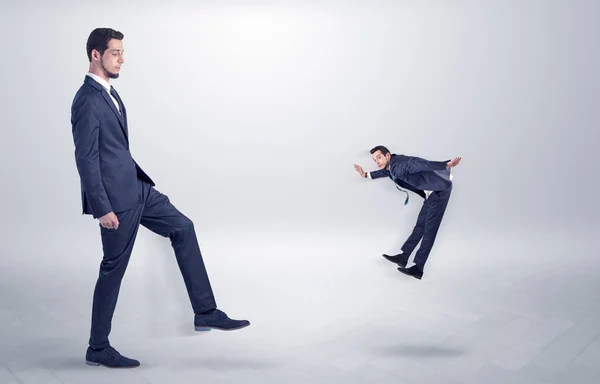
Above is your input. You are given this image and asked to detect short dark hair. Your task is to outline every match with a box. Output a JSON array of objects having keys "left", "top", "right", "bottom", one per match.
[
  {"left": 370, "top": 145, "right": 390, "bottom": 156},
  {"left": 86, "top": 28, "right": 124, "bottom": 62}
]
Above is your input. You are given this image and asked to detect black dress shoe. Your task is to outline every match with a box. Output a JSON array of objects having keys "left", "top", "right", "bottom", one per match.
[
  {"left": 85, "top": 346, "right": 140, "bottom": 368},
  {"left": 194, "top": 309, "right": 250, "bottom": 331},
  {"left": 382, "top": 253, "right": 408, "bottom": 267},
  {"left": 397, "top": 265, "right": 423, "bottom": 280}
]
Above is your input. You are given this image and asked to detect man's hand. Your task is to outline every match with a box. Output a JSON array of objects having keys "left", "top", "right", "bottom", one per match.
[
  {"left": 354, "top": 164, "right": 367, "bottom": 178},
  {"left": 446, "top": 157, "right": 462, "bottom": 168},
  {"left": 99, "top": 212, "right": 119, "bottom": 230}
]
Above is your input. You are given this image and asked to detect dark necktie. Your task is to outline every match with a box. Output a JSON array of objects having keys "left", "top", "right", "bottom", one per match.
[
  {"left": 109, "top": 86, "right": 122, "bottom": 114},
  {"left": 109, "top": 86, "right": 128, "bottom": 139},
  {"left": 390, "top": 174, "right": 410, "bottom": 205}
]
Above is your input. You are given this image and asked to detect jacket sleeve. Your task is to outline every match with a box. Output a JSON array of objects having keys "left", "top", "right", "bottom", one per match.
[
  {"left": 393, "top": 156, "right": 449, "bottom": 177},
  {"left": 71, "top": 95, "right": 112, "bottom": 218},
  {"left": 368, "top": 169, "right": 390, "bottom": 179}
]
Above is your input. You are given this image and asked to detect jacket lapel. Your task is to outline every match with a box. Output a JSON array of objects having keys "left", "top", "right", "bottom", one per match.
[
  {"left": 84, "top": 76, "right": 128, "bottom": 141},
  {"left": 101, "top": 90, "right": 125, "bottom": 127},
  {"left": 108, "top": 88, "right": 129, "bottom": 141}
]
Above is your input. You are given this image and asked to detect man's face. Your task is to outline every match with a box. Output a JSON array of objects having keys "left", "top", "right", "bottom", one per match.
[
  {"left": 372, "top": 150, "right": 390, "bottom": 169},
  {"left": 97, "top": 38, "right": 124, "bottom": 79}
]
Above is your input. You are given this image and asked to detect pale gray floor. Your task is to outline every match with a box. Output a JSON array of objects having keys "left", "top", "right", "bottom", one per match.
[{"left": 1, "top": 226, "right": 599, "bottom": 384}]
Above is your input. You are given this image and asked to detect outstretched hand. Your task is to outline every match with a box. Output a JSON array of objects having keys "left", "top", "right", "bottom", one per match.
[
  {"left": 354, "top": 164, "right": 366, "bottom": 177},
  {"left": 446, "top": 157, "right": 462, "bottom": 168}
]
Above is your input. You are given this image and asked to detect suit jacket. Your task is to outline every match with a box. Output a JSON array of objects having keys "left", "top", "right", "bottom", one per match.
[
  {"left": 370, "top": 154, "right": 452, "bottom": 197},
  {"left": 71, "top": 76, "right": 154, "bottom": 218}
]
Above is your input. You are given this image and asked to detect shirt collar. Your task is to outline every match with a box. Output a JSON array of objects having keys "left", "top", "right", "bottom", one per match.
[{"left": 86, "top": 72, "right": 111, "bottom": 93}]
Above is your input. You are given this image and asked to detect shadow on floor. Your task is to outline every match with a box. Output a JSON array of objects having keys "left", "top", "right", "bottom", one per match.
[{"left": 382, "top": 344, "right": 465, "bottom": 358}]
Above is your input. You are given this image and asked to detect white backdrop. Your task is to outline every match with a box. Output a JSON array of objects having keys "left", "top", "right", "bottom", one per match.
[
  {"left": 1, "top": 2, "right": 600, "bottom": 383},
  {"left": 0, "top": 0, "right": 598, "bottom": 255}
]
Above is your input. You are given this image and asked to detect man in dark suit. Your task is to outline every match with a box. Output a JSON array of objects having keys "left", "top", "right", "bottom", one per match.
[
  {"left": 71, "top": 28, "right": 250, "bottom": 368},
  {"left": 354, "top": 145, "right": 462, "bottom": 280}
]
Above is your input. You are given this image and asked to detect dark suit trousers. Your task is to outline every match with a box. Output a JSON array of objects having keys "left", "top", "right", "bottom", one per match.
[
  {"left": 89, "top": 178, "right": 217, "bottom": 349},
  {"left": 401, "top": 185, "right": 452, "bottom": 270}
]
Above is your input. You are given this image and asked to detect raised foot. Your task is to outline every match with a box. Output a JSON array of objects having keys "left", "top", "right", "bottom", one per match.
[{"left": 194, "top": 309, "right": 250, "bottom": 331}]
